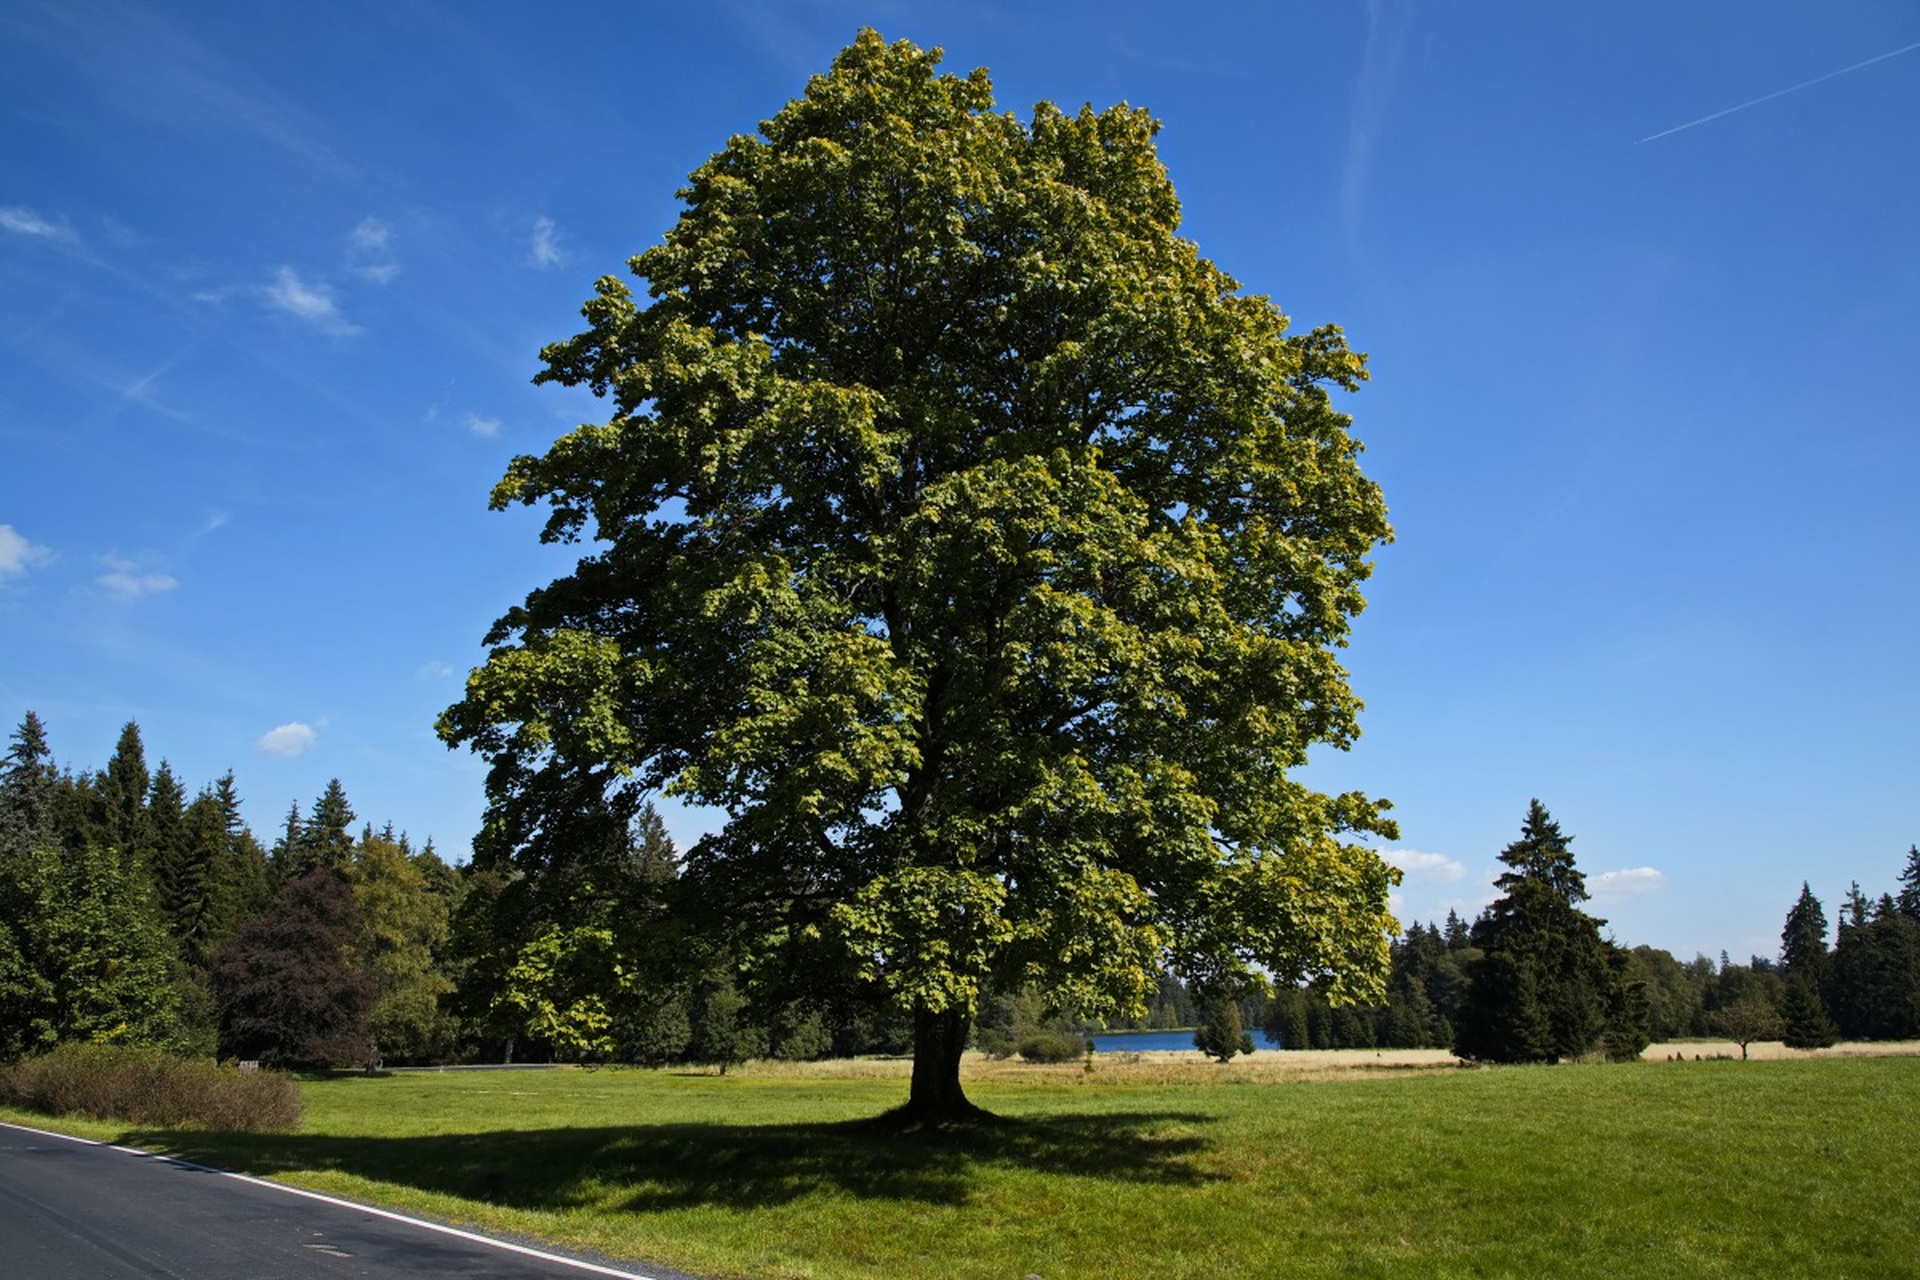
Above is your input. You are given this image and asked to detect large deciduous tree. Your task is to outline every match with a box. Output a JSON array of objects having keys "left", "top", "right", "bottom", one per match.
[{"left": 441, "top": 31, "right": 1399, "bottom": 1120}]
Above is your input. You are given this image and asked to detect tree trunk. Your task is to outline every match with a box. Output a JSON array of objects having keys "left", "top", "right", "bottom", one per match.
[{"left": 903, "top": 1002, "right": 983, "bottom": 1123}]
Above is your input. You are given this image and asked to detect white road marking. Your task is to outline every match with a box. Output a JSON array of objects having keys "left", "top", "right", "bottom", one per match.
[{"left": 2, "top": 1121, "right": 662, "bottom": 1280}]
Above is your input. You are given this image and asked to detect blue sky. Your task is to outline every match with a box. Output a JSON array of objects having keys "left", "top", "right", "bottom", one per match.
[{"left": 3, "top": 1, "right": 1915, "bottom": 964}]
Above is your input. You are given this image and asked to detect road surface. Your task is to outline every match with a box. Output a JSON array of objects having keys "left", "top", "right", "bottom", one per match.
[{"left": 0, "top": 1121, "right": 697, "bottom": 1280}]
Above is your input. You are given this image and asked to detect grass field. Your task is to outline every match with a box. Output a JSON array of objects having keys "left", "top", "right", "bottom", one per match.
[{"left": 6, "top": 1049, "right": 1918, "bottom": 1279}]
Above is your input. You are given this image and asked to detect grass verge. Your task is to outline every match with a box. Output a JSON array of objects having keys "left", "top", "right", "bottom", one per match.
[{"left": 4, "top": 1052, "right": 1916, "bottom": 1279}]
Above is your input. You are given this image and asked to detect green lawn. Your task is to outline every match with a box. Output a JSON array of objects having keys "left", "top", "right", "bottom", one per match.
[{"left": 6, "top": 1055, "right": 1917, "bottom": 1279}]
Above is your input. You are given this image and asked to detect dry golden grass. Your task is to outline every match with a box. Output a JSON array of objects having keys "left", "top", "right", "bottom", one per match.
[{"left": 735, "top": 1039, "right": 1920, "bottom": 1087}]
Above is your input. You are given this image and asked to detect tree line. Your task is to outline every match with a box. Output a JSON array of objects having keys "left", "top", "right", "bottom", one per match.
[
  {"left": 5, "top": 713, "right": 1910, "bottom": 1071},
  {"left": 1250, "top": 802, "right": 1920, "bottom": 1063}
]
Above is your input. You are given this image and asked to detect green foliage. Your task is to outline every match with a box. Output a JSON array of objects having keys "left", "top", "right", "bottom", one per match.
[
  {"left": 0, "top": 839, "right": 183, "bottom": 1060},
  {"left": 440, "top": 29, "right": 1398, "bottom": 1117},
  {"left": 1829, "top": 893, "right": 1920, "bottom": 1040},
  {"left": 1014, "top": 1030, "right": 1089, "bottom": 1063},
  {"left": 0, "top": 1042, "right": 301, "bottom": 1132},
  {"left": 1780, "top": 978, "right": 1838, "bottom": 1050},
  {"left": 1705, "top": 998, "right": 1786, "bottom": 1059},
  {"left": 689, "top": 978, "right": 765, "bottom": 1073},
  {"left": 348, "top": 832, "right": 456, "bottom": 1062}
]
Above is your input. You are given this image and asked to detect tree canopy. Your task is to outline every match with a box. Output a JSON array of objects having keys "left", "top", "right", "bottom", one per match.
[{"left": 440, "top": 30, "right": 1399, "bottom": 1118}]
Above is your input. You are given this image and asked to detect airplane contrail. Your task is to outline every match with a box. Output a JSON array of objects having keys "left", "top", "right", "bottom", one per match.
[{"left": 1638, "top": 38, "right": 1920, "bottom": 143}]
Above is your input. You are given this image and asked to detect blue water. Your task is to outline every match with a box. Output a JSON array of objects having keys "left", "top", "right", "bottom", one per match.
[{"left": 1090, "top": 1029, "right": 1283, "bottom": 1054}]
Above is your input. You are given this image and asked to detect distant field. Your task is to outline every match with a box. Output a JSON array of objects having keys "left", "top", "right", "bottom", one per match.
[{"left": 7, "top": 1048, "right": 1918, "bottom": 1279}]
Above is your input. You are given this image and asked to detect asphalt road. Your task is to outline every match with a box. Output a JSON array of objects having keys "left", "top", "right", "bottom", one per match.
[{"left": 0, "top": 1122, "right": 697, "bottom": 1280}]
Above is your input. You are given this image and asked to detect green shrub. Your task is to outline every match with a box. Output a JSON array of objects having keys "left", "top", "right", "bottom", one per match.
[
  {"left": 0, "top": 1043, "right": 303, "bottom": 1132},
  {"left": 1016, "top": 1031, "right": 1089, "bottom": 1063},
  {"left": 975, "top": 1028, "right": 1016, "bottom": 1059}
]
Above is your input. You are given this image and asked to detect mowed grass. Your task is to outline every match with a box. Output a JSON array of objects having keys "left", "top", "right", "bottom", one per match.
[{"left": 7, "top": 1052, "right": 1918, "bottom": 1279}]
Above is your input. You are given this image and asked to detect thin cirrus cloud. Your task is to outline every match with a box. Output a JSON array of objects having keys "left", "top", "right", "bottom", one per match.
[
  {"left": 256, "top": 721, "right": 317, "bottom": 758},
  {"left": 264, "top": 266, "right": 357, "bottom": 333},
  {"left": 0, "top": 524, "right": 56, "bottom": 581},
  {"left": 1382, "top": 848, "right": 1467, "bottom": 882},
  {"left": 0, "top": 205, "right": 79, "bottom": 243},
  {"left": 95, "top": 554, "right": 178, "bottom": 599},
  {"left": 348, "top": 216, "right": 399, "bottom": 283},
  {"left": 1589, "top": 866, "right": 1670, "bottom": 902},
  {"left": 529, "top": 216, "right": 562, "bottom": 267},
  {"left": 465, "top": 413, "right": 502, "bottom": 438}
]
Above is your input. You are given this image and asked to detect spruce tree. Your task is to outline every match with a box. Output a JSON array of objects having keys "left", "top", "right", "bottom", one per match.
[
  {"left": 1779, "top": 883, "right": 1831, "bottom": 987},
  {"left": 1454, "top": 801, "right": 1628, "bottom": 1064},
  {"left": 97, "top": 720, "right": 151, "bottom": 860},
  {"left": 0, "top": 711, "right": 58, "bottom": 850},
  {"left": 1780, "top": 977, "right": 1838, "bottom": 1049}
]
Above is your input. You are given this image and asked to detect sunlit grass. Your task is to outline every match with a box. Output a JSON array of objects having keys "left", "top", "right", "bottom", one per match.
[{"left": 6, "top": 1051, "right": 1917, "bottom": 1279}]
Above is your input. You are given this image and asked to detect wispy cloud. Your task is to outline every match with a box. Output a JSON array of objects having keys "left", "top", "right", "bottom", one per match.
[
  {"left": 264, "top": 267, "right": 357, "bottom": 333},
  {"left": 465, "top": 413, "right": 502, "bottom": 438},
  {"left": 0, "top": 525, "right": 56, "bottom": 581},
  {"left": 96, "top": 553, "right": 178, "bottom": 599},
  {"left": 256, "top": 721, "right": 317, "bottom": 758},
  {"left": 417, "top": 659, "right": 456, "bottom": 680},
  {"left": 195, "top": 510, "right": 231, "bottom": 538},
  {"left": 0, "top": 205, "right": 79, "bottom": 243},
  {"left": 348, "top": 216, "right": 399, "bottom": 283},
  {"left": 1590, "top": 866, "right": 1670, "bottom": 902},
  {"left": 529, "top": 216, "right": 563, "bottom": 268},
  {"left": 1341, "top": 0, "right": 1412, "bottom": 256},
  {"left": 1382, "top": 848, "right": 1467, "bottom": 882},
  {"left": 1640, "top": 40, "right": 1920, "bottom": 144}
]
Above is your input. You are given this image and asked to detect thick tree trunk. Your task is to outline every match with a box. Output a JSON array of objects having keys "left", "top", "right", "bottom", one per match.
[{"left": 902, "top": 1003, "right": 983, "bottom": 1123}]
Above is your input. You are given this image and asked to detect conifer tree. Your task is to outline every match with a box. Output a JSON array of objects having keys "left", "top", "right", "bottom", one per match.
[
  {"left": 97, "top": 720, "right": 151, "bottom": 860},
  {"left": 1454, "top": 801, "right": 1634, "bottom": 1064},
  {"left": 1780, "top": 977, "right": 1838, "bottom": 1049},
  {"left": 0, "top": 711, "right": 58, "bottom": 849},
  {"left": 1779, "top": 882, "right": 1830, "bottom": 987}
]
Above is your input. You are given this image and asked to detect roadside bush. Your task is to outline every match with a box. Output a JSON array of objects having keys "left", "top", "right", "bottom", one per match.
[
  {"left": 1016, "top": 1031, "right": 1089, "bottom": 1063},
  {"left": 0, "top": 1043, "right": 303, "bottom": 1132}
]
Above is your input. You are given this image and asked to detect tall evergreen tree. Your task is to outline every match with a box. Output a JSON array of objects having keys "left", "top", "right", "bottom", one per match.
[
  {"left": 296, "top": 780, "right": 357, "bottom": 875},
  {"left": 144, "top": 760, "right": 190, "bottom": 914},
  {"left": 0, "top": 711, "right": 58, "bottom": 849},
  {"left": 1779, "top": 882, "right": 1830, "bottom": 986},
  {"left": 1454, "top": 801, "right": 1636, "bottom": 1064},
  {"left": 96, "top": 720, "right": 151, "bottom": 860},
  {"left": 1897, "top": 845, "right": 1920, "bottom": 923}
]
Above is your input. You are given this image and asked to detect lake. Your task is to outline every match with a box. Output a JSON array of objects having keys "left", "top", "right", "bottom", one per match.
[{"left": 1090, "top": 1029, "right": 1284, "bottom": 1054}]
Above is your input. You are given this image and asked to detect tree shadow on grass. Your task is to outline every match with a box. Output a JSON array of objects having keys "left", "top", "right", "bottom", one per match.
[{"left": 128, "top": 1111, "right": 1219, "bottom": 1211}]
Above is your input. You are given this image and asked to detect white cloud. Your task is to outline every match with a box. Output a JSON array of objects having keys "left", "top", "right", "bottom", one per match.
[
  {"left": 1590, "top": 866, "right": 1670, "bottom": 902},
  {"left": 349, "top": 217, "right": 399, "bottom": 283},
  {"left": 0, "top": 524, "right": 55, "bottom": 581},
  {"left": 529, "top": 216, "right": 562, "bottom": 267},
  {"left": 256, "top": 721, "right": 317, "bottom": 758},
  {"left": 264, "top": 267, "right": 356, "bottom": 332},
  {"left": 0, "top": 206, "right": 77, "bottom": 242},
  {"left": 350, "top": 217, "right": 390, "bottom": 252},
  {"left": 1382, "top": 848, "right": 1467, "bottom": 882},
  {"left": 417, "top": 659, "right": 456, "bottom": 679},
  {"left": 96, "top": 554, "right": 178, "bottom": 599},
  {"left": 465, "top": 413, "right": 502, "bottom": 438}
]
